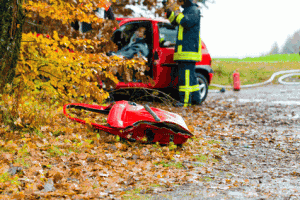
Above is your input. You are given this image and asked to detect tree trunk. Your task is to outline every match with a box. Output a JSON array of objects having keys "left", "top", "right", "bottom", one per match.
[{"left": 0, "top": 0, "right": 25, "bottom": 93}]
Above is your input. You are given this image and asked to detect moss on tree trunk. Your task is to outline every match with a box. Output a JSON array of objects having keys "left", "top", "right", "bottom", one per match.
[{"left": 0, "top": 0, "right": 25, "bottom": 92}]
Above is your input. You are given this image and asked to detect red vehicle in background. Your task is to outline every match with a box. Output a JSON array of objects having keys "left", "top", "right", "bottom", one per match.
[{"left": 107, "top": 17, "right": 214, "bottom": 104}]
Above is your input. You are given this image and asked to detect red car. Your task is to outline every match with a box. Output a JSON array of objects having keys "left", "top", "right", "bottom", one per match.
[{"left": 108, "top": 17, "right": 214, "bottom": 104}]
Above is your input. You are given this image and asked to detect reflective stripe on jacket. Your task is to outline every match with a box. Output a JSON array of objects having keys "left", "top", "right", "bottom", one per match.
[
  {"left": 178, "top": 69, "right": 200, "bottom": 107},
  {"left": 168, "top": 3, "right": 202, "bottom": 62}
]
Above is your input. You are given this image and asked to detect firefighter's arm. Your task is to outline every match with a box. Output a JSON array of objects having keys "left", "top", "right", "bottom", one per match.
[
  {"left": 165, "top": 10, "right": 176, "bottom": 25},
  {"left": 167, "top": 9, "right": 200, "bottom": 29}
]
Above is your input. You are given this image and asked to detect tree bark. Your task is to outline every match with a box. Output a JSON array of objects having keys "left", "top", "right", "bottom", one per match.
[{"left": 0, "top": 0, "right": 25, "bottom": 93}]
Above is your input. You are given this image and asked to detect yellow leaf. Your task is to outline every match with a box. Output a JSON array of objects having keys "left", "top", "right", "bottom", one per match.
[
  {"left": 53, "top": 31, "right": 59, "bottom": 41},
  {"left": 128, "top": 161, "right": 135, "bottom": 165}
]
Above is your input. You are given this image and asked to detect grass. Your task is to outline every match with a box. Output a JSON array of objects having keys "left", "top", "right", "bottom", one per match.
[
  {"left": 0, "top": 172, "right": 21, "bottom": 186},
  {"left": 155, "top": 160, "right": 184, "bottom": 169},
  {"left": 214, "top": 53, "right": 300, "bottom": 62},
  {"left": 207, "top": 139, "right": 220, "bottom": 145},
  {"left": 47, "top": 145, "right": 64, "bottom": 157},
  {"left": 209, "top": 54, "right": 300, "bottom": 88},
  {"left": 192, "top": 154, "right": 218, "bottom": 163},
  {"left": 122, "top": 186, "right": 159, "bottom": 200}
]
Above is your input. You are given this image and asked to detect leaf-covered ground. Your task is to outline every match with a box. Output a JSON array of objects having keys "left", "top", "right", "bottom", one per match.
[{"left": 0, "top": 98, "right": 227, "bottom": 199}]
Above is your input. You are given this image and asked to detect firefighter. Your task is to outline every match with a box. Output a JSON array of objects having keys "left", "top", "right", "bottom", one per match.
[{"left": 163, "top": 0, "right": 202, "bottom": 107}]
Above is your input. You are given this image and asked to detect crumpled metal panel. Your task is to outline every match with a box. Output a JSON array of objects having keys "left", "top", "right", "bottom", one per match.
[{"left": 63, "top": 101, "right": 193, "bottom": 145}]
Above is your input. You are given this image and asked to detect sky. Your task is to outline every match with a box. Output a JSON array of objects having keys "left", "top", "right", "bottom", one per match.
[{"left": 200, "top": 0, "right": 300, "bottom": 58}]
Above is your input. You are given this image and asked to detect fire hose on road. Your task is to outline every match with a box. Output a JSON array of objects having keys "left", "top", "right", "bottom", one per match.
[{"left": 209, "top": 69, "right": 300, "bottom": 93}]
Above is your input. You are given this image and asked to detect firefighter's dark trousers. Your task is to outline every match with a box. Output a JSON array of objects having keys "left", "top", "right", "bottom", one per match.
[{"left": 178, "top": 61, "right": 201, "bottom": 107}]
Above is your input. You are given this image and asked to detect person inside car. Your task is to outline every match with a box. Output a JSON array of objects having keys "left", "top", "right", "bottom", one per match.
[{"left": 108, "top": 27, "right": 149, "bottom": 60}]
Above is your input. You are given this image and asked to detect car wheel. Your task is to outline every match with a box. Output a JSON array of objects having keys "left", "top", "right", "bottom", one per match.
[{"left": 195, "top": 73, "right": 208, "bottom": 104}]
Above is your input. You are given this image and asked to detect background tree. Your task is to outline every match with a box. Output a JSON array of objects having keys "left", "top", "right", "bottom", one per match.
[
  {"left": 280, "top": 29, "right": 300, "bottom": 54},
  {"left": 269, "top": 41, "right": 279, "bottom": 55}
]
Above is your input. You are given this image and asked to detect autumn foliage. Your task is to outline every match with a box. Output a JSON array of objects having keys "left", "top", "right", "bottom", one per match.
[
  {"left": 0, "top": 0, "right": 161, "bottom": 127},
  {"left": 21, "top": 0, "right": 155, "bottom": 101}
]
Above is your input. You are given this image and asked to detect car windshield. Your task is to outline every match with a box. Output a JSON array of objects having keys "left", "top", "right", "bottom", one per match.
[{"left": 158, "top": 22, "right": 177, "bottom": 47}]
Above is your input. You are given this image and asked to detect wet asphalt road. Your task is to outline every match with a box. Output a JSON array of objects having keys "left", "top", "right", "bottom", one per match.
[
  {"left": 210, "top": 84, "right": 300, "bottom": 105},
  {"left": 146, "top": 84, "right": 300, "bottom": 200}
]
